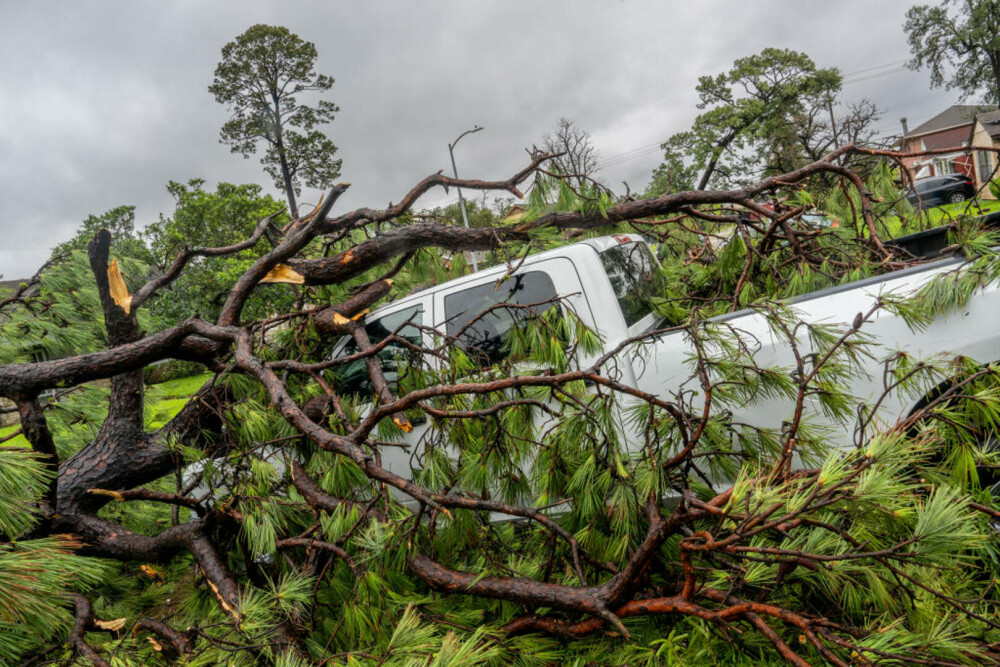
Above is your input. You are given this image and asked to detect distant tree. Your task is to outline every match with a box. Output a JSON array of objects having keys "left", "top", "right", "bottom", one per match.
[
  {"left": 651, "top": 48, "right": 841, "bottom": 190},
  {"left": 764, "top": 96, "right": 884, "bottom": 177},
  {"left": 51, "top": 205, "right": 152, "bottom": 266},
  {"left": 143, "top": 179, "right": 288, "bottom": 324},
  {"left": 145, "top": 180, "right": 282, "bottom": 257},
  {"left": 644, "top": 140, "right": 699, "bottom": 196},
  {"left": 425, "top": 198, "right": 498, "bottom": 229},
  {"left": 38, "top": 183, "right": 288, "bottom": 333},
  {"left": 542, "top": 117, "right": 601, "bottom": 189},
  {"left": 905, "top": 0, "right": 1000, "bottom": 106},
  {"left": 209, "top": 24, "right": 341, "bottom": 219}
]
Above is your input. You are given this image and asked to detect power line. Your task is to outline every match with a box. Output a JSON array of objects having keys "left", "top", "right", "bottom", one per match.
[
  {"left": 840, "top": 59, "right": 907, "bottom": 78},
  {"left": 423, "top": 59, "right": 917, "bottom": 207},
  {"left": 842, "top": 66, "right": 909, "bottom": 86},
  {"left": 597, "top": 142, "right": 665, "bottom": 169}
]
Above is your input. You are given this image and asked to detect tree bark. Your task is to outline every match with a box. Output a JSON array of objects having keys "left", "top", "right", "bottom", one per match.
[{"left": 272, "top": 93, "right": 299, "bottom": 220}]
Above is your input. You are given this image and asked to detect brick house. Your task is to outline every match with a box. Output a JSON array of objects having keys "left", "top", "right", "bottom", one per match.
[{"left": 900, "top": 104, "right": 1000, "bottom": 197}]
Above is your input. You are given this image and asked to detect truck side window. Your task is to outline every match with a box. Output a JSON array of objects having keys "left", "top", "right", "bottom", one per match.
[
  {"left": 444, "top": 271, "right": 558, "bottom": 367},
  {"left": 334, "top": 305, "right": 424, "bottom": 397},
  {"left": 599, "top": 242, "right": 658, "bottom": 327}
]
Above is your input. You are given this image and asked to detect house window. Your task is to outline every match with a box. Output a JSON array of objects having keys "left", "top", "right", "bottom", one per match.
[{"left": 977, "top": 150, "right": 994, "bottom": 184}]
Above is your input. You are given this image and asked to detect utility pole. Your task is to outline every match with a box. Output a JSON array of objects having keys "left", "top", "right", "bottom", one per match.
[
  {"left": 827, "top": 95, "right": 841, "bottom": 165},
  {"left": 448, "top": 125, "right": 483, "bottom": 272}
]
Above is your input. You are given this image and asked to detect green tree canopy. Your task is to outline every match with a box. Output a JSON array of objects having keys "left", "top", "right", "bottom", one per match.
[
  {"left": 644, "top": 142, "right": 700, "bottom": 197},
  {"left": 209, "top": 24, "right": 341, "bottom": 219},
  {"left": 143, "top": 179, "right": 289, "bottom": 324},
  {"left": 905, "top": 0, "right": 1000, "bottom": 106},
  {"left": 50, "top": 205, "right": 151, "bottom": 265},
  {"left": 425, "top": 197, "right": 500, "bottom": 229},
  {"left": 649, "top": 48, "right": 842, "bottom": 192}
]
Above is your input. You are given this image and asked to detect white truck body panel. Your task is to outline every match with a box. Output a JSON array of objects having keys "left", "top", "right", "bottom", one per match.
[
  {"left": 632, "top": 254, "right": 1000, "bottom": 454},
  {"left": 331, "top": 234, "right": 1000, "bottom": 493}
]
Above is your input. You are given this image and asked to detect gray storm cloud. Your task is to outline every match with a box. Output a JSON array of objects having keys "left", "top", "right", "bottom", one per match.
[{"left": 0, "top": 0, "right": 955, "bottom": 278}]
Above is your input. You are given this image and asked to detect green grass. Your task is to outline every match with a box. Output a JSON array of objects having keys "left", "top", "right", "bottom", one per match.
[
  {"left": 882, "top": 198, "right": 1000, "bottom": 238},
  {"left": 147, "top": 372, "right": 214, "bottom": 401},
  {"left": 144, "top": 373, "right": 214, "bottom": 429},
  {"left": 145, "top": 397, "right": 197, "bottom": 430},
  {"left": 1, "top": 373, "right": 215, "bottom": 447},
  {"left": 0, "top": 423, "right": 26, "bottom": 448}
]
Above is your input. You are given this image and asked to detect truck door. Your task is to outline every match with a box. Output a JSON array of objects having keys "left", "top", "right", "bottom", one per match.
[
  {"left": 428, "top": 260, "right": 591, "bottom": 501},
  {"left": 328, "top": 295, "right": 435, "bottom": 481}
]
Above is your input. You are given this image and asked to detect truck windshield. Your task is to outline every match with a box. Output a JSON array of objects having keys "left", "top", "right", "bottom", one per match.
[{"left": 599, "top": 242, "right": 659, "bottom": 327}]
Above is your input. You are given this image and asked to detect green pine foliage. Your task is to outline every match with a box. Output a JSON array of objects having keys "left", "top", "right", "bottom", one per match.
[
  {"left": 0, "top": 537, "right": 111, "bottom": 664},
  {"left": 8, "top": 160, "right": 1000, "bottom": 664},
  {"left": 0, "top": 448, "right": 53, "bottom": 536},
  {"left": 0, "top": 250, "right": 150, "bottom": 365}
]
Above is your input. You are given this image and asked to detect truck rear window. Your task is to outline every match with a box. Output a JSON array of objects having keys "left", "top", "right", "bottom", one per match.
[
  {"left": 444, "top": 271, "right": 558, "bottom": 367},
  {"left": 599, "top": 242, "right": 658, "bottom": 327}
]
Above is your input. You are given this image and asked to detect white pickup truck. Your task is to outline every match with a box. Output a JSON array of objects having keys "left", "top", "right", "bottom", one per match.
[{"left": 329, "top": 229, "right": 1000, "bottom": 488}]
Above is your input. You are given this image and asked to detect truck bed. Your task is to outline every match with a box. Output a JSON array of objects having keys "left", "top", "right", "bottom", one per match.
[{"left": 886, "top": 210, "right": 1000, "bottom": 259}]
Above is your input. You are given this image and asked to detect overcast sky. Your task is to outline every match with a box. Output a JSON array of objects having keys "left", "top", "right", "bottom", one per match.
[{"left": 0, "top": 0, "right": 965, "bottom": 278}]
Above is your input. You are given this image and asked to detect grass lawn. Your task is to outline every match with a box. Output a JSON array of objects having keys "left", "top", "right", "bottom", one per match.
[
  {"left": 1, "top": 372, "right": 216, "bottom": 447},
  {"left": 0, "top": 423, "right": 27, "bottom": 448},
  {"left": 146, "top": 372, "right": 215, "bottom": 402},
  {"left": 881, "top": 198, "right": 1000, "bottom": 238},
  {"left": 144, "top": 373, "right": 216, "bottom": 429}
]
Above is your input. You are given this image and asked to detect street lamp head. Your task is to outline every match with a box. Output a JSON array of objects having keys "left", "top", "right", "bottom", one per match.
[
  {"left": 446, "top": 125, "right": 485, "bottom": 272},
  {"left": 450, "top": 125, "right": 485, "bottom": 150}
]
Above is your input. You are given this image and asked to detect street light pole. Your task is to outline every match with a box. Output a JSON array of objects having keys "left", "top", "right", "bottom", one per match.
[{"left": 448, "top": 125, "right": 483, "bottom": 272}]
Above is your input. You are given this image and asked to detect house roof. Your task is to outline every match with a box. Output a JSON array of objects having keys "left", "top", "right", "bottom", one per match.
[
  {"left": 906, "top": 104, "right": 994, "bottom": 137},
  {"left": 0, "top": 279, "right": 27, "bottom": 292},
  {"left": 499, "top": 203, "right": 561, "bottom": 225},
  {"left": 976, "top": 109, "right": 1000, "bottom": 139},
  {"left": 500, "top": 203, "right": 528, "bottom": 223}
]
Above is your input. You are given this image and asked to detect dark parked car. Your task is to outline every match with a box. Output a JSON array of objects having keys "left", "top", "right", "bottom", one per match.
[{"left": 905, "top": 173, "right": 976, "bottom": 209}]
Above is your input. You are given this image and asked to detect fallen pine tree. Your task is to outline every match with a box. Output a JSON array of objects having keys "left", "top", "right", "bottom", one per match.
[{"left": 2, "top": 144, "right": 1000, "bottom": 665}]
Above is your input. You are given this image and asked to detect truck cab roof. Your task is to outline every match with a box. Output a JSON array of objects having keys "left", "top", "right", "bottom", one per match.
[{"left": 365, "top": 233, "right": 650, "bottom": 319}]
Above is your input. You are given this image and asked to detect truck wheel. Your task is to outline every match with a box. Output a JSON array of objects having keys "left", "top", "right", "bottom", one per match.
[{"left": 948, "top": 192, "right": 968, "bottom": 204}]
